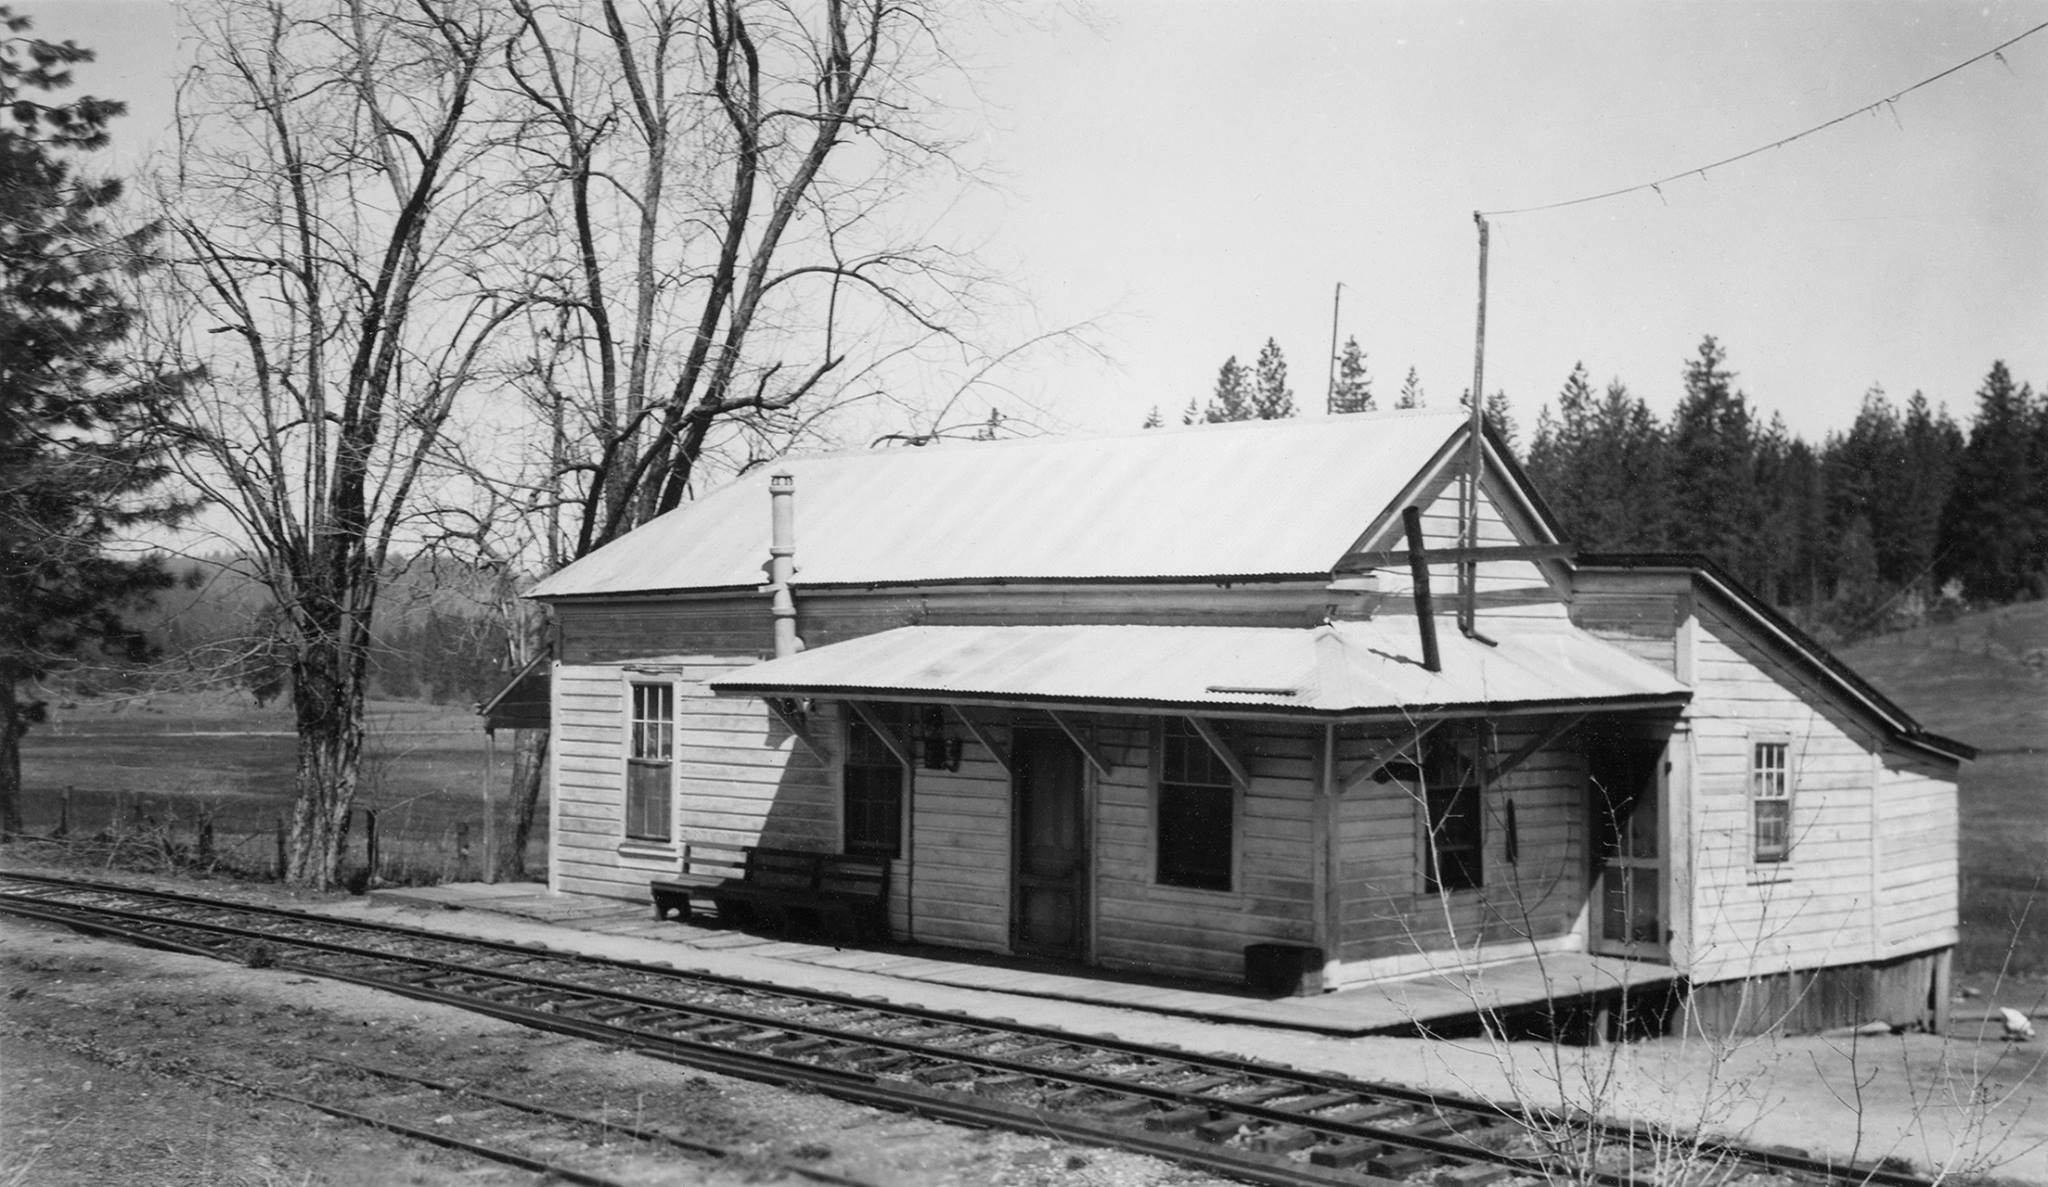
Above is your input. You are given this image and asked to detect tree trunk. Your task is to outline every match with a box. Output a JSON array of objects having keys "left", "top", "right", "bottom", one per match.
[
  {"left": 0, "top": 676, "right": 26, "bottom": 837},
  {"left": 283, "top": 635, "right": 367, "bottom": 889},
  {"left": 500, "top": 727, "right": 549, "bottom": 880}
]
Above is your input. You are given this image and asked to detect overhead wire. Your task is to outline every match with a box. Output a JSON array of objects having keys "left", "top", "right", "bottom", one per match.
[{"left": 1480, "top": 19, "right": 2048, "bottom": 218}]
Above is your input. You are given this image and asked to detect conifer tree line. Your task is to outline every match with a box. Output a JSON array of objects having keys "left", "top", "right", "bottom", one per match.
[
  {"left": 1527, "top": 339, "right": 2044, "bottom": 637},
  {"left": 1145, "top": 333, "right": 2044, "bottom": 638}
]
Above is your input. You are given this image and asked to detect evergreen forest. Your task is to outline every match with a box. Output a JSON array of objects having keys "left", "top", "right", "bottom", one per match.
[{"left": 1156, "top": 335, "right": 2047, "bottom": 645}]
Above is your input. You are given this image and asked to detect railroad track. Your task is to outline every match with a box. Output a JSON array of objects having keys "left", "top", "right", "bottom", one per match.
[
  {"left": 193, "top": 1054, "right": 884, "bottom": 1187},
  {"left": 0, "top": 870, "right": 1933, "bottom": 1187}
]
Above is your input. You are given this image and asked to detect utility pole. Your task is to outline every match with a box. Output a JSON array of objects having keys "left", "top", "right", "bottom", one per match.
[
  {"left": 1325, "top": 281, "right": 1343, "bottom": 415},
  {"left": 1460, "top": 213, "right": 1490, "bottom": 638}
]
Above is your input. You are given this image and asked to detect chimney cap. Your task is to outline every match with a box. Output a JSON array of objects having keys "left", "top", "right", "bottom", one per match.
[{"left": 769, "top": 471, "right": 795, "bottom": 490}]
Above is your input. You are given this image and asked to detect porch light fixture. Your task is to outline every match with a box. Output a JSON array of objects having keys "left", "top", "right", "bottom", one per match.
[{"left": 917, "top": 705, "right": 962, "bottom": 772}]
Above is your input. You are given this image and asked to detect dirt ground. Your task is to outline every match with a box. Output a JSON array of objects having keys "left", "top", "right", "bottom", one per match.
[
  {"left": 1, "top": 858, "right": 2042, "bottom": 1186},
  {"left": 0, "top": 917, "right": 1229, "bottom": 1187}
]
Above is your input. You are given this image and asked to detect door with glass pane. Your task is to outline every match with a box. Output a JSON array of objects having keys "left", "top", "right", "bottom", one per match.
[
  {"left": 1589, "top": 740, "right": 1667, "bottom": 959},
  {"left": 1011, "top": 729, "right": 1087, "bottom": 961}
]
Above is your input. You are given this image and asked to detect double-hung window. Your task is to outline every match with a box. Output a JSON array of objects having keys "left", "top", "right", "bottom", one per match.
[
  {"left": 843, "top": 707, "right": 906, "bottom": 858},
  {"left": 626, "top": 682, "right": 674, "bottom": 842},
  {"left": 1423, "top": 733, "right": 1484, "bottom": 893},
  {"left": 1157, "top": 718, "right": 1234, "bottom": 891},
  {"left": 1751, "top": 740, "right": 1792, "bottom": 862}
]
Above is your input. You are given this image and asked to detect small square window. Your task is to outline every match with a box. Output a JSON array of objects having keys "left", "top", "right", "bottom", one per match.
[{"left": 1751, "top": 740, "right": 1792, "bottom": 863}]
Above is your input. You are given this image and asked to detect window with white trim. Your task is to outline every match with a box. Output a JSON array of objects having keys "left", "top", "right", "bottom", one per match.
[
  {"left": 1750, "top": 740, "right": 1792, "bottom": 862},
  {"left": 625, "top": 682, "right": 674, "bottom": 841},
  {"left": 1157, "top": 718, "right": 1235, "bottom": 891}
]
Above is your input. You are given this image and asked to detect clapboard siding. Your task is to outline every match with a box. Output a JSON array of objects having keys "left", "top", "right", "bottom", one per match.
[
  {"left": 1681, "top": 601, "right": 1897, "bottom": 983},
  {"left": 1876, "top": 748, "right": 1959, "bottom": 954},
  {"left": 907, "top": 750, "right": 1010, "bottom": 953},
  {"left": 1093, "top": 718, "right": 1317, "bottom": 982},
  {"left": 547, "top": 657, "right": 837, "bottom": 904},
  {"left": 1328, "top": 718, "right": 1588, "bottom": 986}
]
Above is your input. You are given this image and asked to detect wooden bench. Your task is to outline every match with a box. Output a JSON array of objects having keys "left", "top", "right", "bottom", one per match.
[
  {"left": 649, "top": 841, "right": 748, "bottom": 923},
  {"left": 652, "top": 844, "right": 889, "bottom": 943}
]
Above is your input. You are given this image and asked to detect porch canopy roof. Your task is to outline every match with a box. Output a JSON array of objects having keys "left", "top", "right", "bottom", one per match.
[{"left": 707, "top": 620, "right": 1690, "bottom": 720}]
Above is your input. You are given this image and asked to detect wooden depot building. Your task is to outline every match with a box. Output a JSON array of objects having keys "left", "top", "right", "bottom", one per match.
[{"left": 525, "top": 410, "right": 1972, "bottom": 1037}]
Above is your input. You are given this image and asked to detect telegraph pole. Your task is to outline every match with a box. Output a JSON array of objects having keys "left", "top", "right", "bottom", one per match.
[{"left": 1325, "top": 281, "right": 1343, "bottom": 415}]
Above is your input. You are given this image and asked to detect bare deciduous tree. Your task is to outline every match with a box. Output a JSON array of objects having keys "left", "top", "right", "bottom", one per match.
[{"left": 154, "top": 0, "right": 528, "bottom": 887}]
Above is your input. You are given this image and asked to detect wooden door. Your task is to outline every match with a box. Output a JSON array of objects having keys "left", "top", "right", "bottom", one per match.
[
  {"left": 1012, "top": 729, "right": 1087, "bottom": 960},
  {"left": 1590, "top": 741, "right": 1667, "bottom": 959}
]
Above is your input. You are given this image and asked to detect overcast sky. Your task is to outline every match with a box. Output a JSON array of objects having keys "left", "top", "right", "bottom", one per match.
[{"left": 27, "top": 0, "right": 2048, "bottom": 443}]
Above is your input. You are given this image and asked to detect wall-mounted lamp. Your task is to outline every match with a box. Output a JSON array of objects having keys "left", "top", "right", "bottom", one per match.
[
  {"left": 917, "top": 705, "right": 962, "bottom": 772},
  {"left": 1325, "top": 572, "right": 1387, "bottom": 622}
]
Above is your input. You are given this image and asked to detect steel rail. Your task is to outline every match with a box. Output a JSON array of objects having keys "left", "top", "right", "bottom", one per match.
[{"left": 0, "top": 871, "right": 1936, "bottom": 1187}]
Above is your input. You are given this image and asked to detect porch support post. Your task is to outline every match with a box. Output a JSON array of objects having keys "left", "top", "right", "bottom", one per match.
[
  {"left": 845, "top": 700, "right": 913, "bottom": 769},
  {"left": 1185, "top": 716, "right": 1250, "bottom": 787},
  {"left": 1047, "top": 710, "right": 1113, "bottom": 778},
  {"left": 948, "top": 705, "right": 1010, "bottom": 775},
  {"left": 1485, "top": 713, "right": 1584, "bottom": 786},
  {"left": 763, "top": 697, "right": 830, "bottom": 763},
  {"left": 1318, "top": 723, "right": 1340, "bottom": 984},
  {"left": 1338, "top": 719, "right": 1441, "bottom": 794}
]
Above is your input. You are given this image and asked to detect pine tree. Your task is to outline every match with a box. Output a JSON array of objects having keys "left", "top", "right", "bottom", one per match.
[
  {"left": 1936, "top": 361, "right": 2044, "bottom": 601},
  {"left": 1206, "top": 356, "right": 1253, "bottom": 422},
  {"left": 1396, "top": 367, "right": 1424, "bottom": 409},
  {"left": 1896, "top": 391, "right": 1963, "bottom": 597},
  {"left": 1251, "top": 338, "right": 1295, "bottom": 420},
  {"left": 1667, "top": 336, "right": 1760, "bottom": 583},
  {"left": 1181, "top": 395, "right": 1201, "bottom": 426},
  {"left": 1460, "top": 387, "right": 1517, "bottom": 454},
  {"left": 1, "top": 8, "right": 194, "bottom": 834},
  {"left": 1141, "top": 405, "right": 1162, "bottom": 429},
  {"left": 1330, "top": 335, "right": 1374, "bottom": 414}
]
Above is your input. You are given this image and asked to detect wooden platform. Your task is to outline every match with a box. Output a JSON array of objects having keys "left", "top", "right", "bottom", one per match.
[{"left": 369, "top": 883, "right": 1675, "bottom": 1037}]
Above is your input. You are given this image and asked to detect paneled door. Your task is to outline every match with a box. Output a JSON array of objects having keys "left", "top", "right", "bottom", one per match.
[
  {"left": 1590, "top": 740, "right": 1668, "bottom": 960},
  {"left": 1011, "top": 729, "right": 1087, "bottom": 960}
]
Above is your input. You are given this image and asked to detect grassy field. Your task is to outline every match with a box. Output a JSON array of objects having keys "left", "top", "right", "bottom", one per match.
[
  {"left": 15, "top": 690, "right": 535, "bottom": 884},
  {"left": 1841, "top": 600, "right": 2048, "bottom": 980}
]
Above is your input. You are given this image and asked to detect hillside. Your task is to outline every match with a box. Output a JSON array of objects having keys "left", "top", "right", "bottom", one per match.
[{"left": 1839, "top": 602, "right": 2048, "bottom": 979}]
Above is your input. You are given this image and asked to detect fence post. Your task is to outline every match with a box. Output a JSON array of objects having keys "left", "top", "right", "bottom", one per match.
[
  {"left": 456, "top": 821, "right": 471, "bottom": 881},
  {"left": 55, "top": 787, "right": 71, "bottom": 838},
  {"left": 364, "top": 808, "right": 379, "bottom": 884},
  {"left": 275, "top": 816, "right": 287, "bottom": 879}
]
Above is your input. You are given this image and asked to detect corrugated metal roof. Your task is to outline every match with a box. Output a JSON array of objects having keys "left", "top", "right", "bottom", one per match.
[
  {"left": 706, "top": 620, "right": 1691, "bottom": 717},
  {"left": 529, "top": 410, "right": 1475, "bottom": 598}
]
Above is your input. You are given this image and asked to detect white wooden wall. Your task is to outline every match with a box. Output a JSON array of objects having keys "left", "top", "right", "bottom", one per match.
[
  {"left": 549, "top": 657, "right": 836, "bottom": 902},
  {"left": 1329, "top": 720, "right": 1589, "bottom": 987},
  {"left": 1680, "top": 601, "right": 1956, "bottom": 983}
]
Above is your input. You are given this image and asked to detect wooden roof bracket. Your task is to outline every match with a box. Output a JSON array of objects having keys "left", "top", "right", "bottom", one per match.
[
  {"left": 1047, "top": 710, "right": 1114, "bottom": 779},
  {"left": 763, "top": 696, "right": 830, "bottom": 763},
  {"left": 1485, "top": 713, "right": 1585, "bottom": 786},
  {"left": 948, "top": 704, "right": 1010, "bottom": 776},
  {"left": 845, "top": 700, "right": 914, "bottom": 769},
  {"left": 1186, "top": 716, "right": 1251, "bottom": 788},
  {"left": 1339, "top": 719, "right": 1442, "bottom": 794}
]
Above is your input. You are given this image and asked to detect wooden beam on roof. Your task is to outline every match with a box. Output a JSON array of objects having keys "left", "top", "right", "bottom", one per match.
[
  {"left": 949, "top": 704, "right": 1010, "bottom": 776},
  {"left": 1485, "top": 714, "right": 1585, "bottom": 787},
  {"left": 1333, "top": 543, "right": 1575, "bottom": 572},
  {"left": 1046, "top": 711, "right": 1113, "bottom": 779},
  {"left": 845, "top": 700, "right": 913, "bottom": 769},
  {"left": 762, "top": 697, "right": 829, "bottom": 764},
  {"left": 1185, "top": 716, "right": 1250, "bottom": 788},
  {"left": 1339, "top": 720, "right": 1441, "bottom": 795}
]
